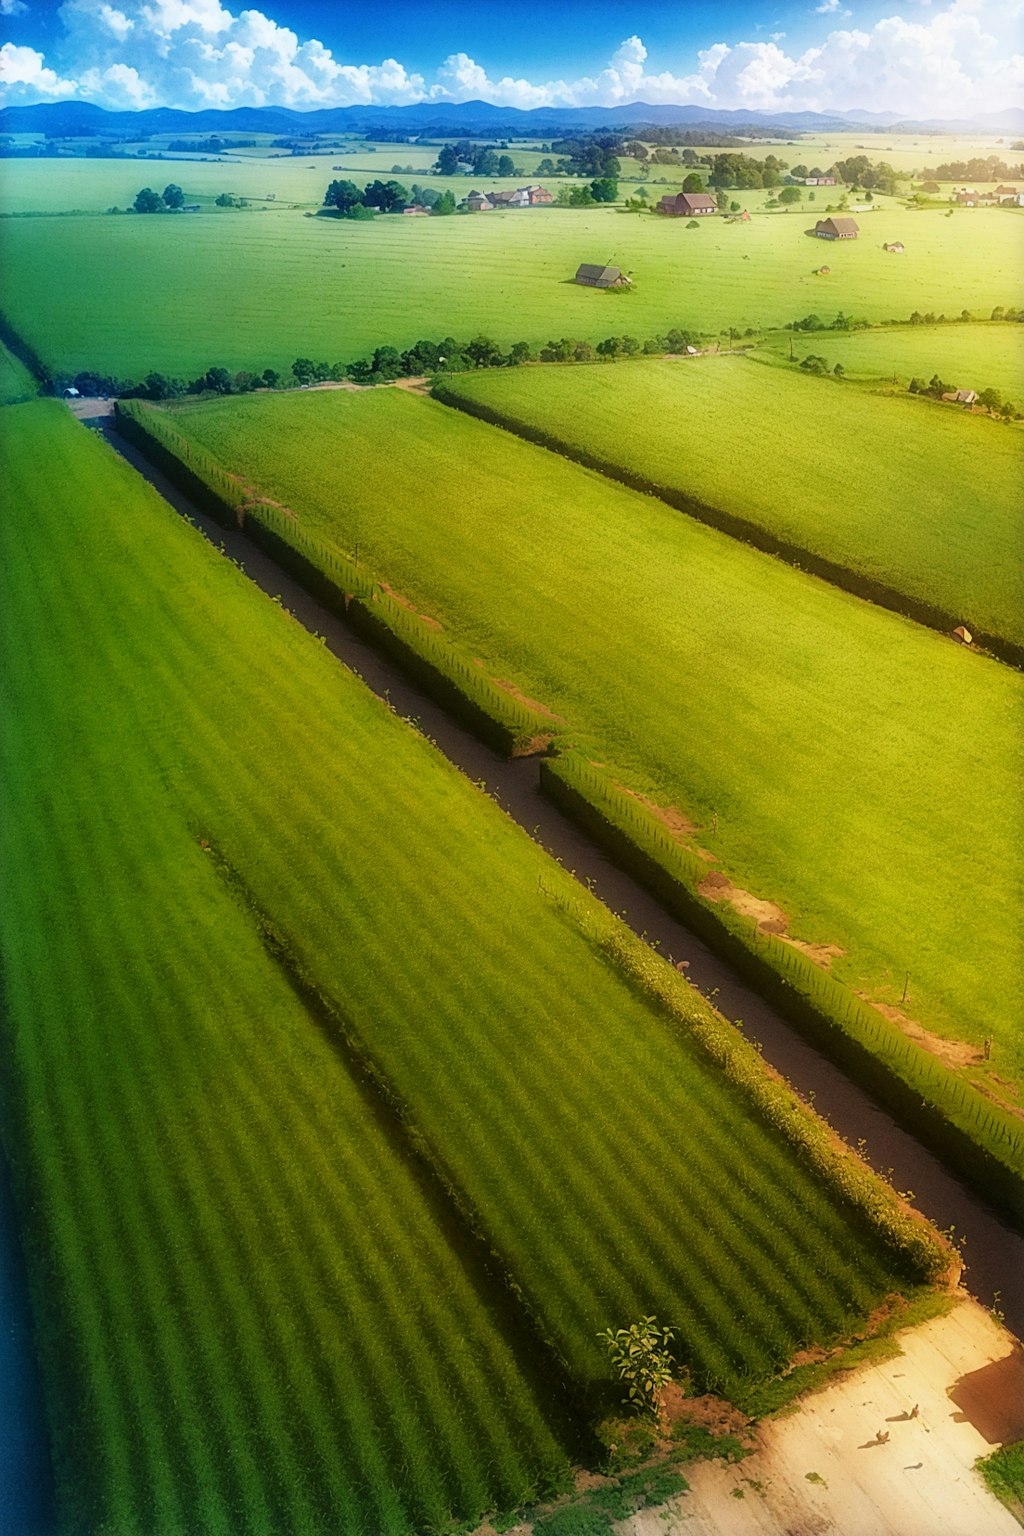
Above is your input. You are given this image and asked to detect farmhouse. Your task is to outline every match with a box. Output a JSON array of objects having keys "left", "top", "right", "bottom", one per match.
[
  {"left": 491, "top": 188, "right": 531, "bottom": 208},
  {"left": 524, "top": 184, "right": 553, "bottom": 205},
  {"left": 659, "top": 191, "right": 717, "bottom": 216},
  {"left": 465, "top": 191, "right": 494, "bottom": 212},
  {"left": 883, "top": 241, "right": 905, "bottom": 253},
  {"left": 941, "top": 389, "right": 979, "bottom": 405},
  {"left": 995, "top": 185, "right": 1017, "bottom": 197},
  {"left": 804, "top": 176, "right": 837, "bottom": 185},
  {"left": 574, "top": 263, "right": 629, "bottom": 288},
  {"left": 814, "top": 217, "right": 859, "bottom": 239},
  {"left": 955, "top": 189, "right": 979, "bottom": 206}
]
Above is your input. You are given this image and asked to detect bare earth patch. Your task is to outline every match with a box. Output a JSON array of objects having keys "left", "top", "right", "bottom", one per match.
[
  {"left": 865, "top": 1001, "right": 984, "bottom": 1070},
  {"left": 620, "top": 1300, "right": 1024, "bottom": 1536},
  {"left": 697, "top": 869, "right": 846, "bottom": 970},
  {"left": 379, "top": 582, "right": 444, "bottom": 630}
]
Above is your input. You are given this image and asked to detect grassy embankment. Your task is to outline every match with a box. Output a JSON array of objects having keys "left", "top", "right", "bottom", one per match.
[
  {"left": 2, "top": 401, "right": 940, "bottom": 1532},
  {"left": 0, "top": 339, "right": 38, "bottom": 404},
  {"left": 0, "top": 202, "right": 1018, "bottom": 378},
  {"left": 438, "top": 353, "right": 1024, "bottom": 655},
  {"left": 145, "top": 386, "right": 1024, "bottom": 1111}
]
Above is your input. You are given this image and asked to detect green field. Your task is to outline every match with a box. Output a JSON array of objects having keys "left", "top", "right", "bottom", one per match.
[
  {"left": 0, "top": 340, "right": 37, "bottom": 405},
  {"left": 758, "top": 320, "right": 1024, "bottom": 401},
  {"left": 154, "top": 386, "right": 1024, "bottom": 1094},
  {"left": 2, "top": 401, "right": 932, "bottom": 1531},
  {"left": 440, "top": 353, "right": 1024, "bottom": 648},
  {"left": 1, "top": 202, "right": 1018, "bottom": 380},
  {"left": 0, "top": 155, "right": 582, "bottom": 215}
]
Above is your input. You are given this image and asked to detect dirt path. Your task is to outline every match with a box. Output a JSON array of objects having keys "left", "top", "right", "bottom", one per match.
[{"left": 623, "top": 1299, "right": 1022, "bottom": 1536}]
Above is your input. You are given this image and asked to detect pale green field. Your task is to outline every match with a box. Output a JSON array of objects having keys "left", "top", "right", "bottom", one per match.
[
  {"left": 1, "top": 201, "right": 1018, "bottom": 380},
  {"left": 443, "top": 354, "right": 1024, "bottom": 648},
  {"left": 0, "top": 155, "right": 581, "bottom": 215},
  {"left": 759, "top": 321, "right": 1024, "bottom": 400},
  {"left": 160, "top": 386, "right": 1024, "bottom": 1089},
  {"left": 685, "top": 134, "right": 1015, "bottom": 175}
]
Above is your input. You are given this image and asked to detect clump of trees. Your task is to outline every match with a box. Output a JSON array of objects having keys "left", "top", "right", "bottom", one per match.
[
  {"left": 930, "top": 154, "right": 1023, "bottom": 182},
  {"left": 323, "top": 178, "right": 459, "bottom": 217},
  {"left": 132, "top": 184, "right": 186, "bottom": 213},
  {"left": 433, "top": 142, "right": 518, "bottom": 177},
  {"left": 908, "top": 376, "right": 1020, "bottom": 419},
  {"left": 554, "top": 178, "right": 619, "bottom": 207}
]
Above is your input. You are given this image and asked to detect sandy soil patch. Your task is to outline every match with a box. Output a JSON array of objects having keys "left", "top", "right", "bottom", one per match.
[
  {"left": 621, "top": 1299, "right": 1024, "bottom": 1536},
  {"left": 865, "top": 1001, "right": 984, "bottom": 1071},
  {"left": 379, "top": 582, "right": 444, "bottom": 630},
  {"left": 697, "top": 869, "right": 846, "bottom": 970}
]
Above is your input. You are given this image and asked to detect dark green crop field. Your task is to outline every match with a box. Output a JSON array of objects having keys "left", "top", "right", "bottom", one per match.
[
  {"left": 440, "top": 354, "right": 1024, "bottom": 650},
  {"left": 0, "top": 203, "right": 1018, "bottom": 380},
  {"left": 156, "top": 386, "right": 1024, "bottom": 1098},
  {"left": 1, "top": 402, "right": 931, "bottom": 1533}
]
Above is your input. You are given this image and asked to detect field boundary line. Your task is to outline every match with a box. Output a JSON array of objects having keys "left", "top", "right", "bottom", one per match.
[
  {"left": 540, "top": 751, "right": 1024, "bottom": 1226},
  {"left": 432, "top": 379, "right": 1023, "bottom": 671}
]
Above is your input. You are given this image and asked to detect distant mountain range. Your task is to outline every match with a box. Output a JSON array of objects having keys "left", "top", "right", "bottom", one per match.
[{"left": 1, "top": 99, "right": 1021, "bottom": 138}]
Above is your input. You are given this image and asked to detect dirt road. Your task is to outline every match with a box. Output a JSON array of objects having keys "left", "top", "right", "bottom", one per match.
[{"left": 624, "top": 1299, "right": 1022, "bottom": 1536}]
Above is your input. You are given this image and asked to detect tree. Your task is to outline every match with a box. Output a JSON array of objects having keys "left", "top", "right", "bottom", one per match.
[
  {"left": 215, "top": 192, "right": 236, "bottom": 207},
  {"left": 323, "top": 179, "right": 362, "bottom": 214},
  {"left": 261, "top": 368, "right": 281, "bottom": 389},
  {"left": 686, "top": 218, "right": 700, "bottom": 228},
  {"left": 682, "top": 173, "right": 705, "bottom": 193},
  {"left": 507, "top": 341, "right": 533, "bottom": 366},
  {"left": 363, "top": 179, "right": 409, "bottom": 212},
  {"left": 204, "top": 366, "right": 233, "bottom": 394},
  {"left": 432, "top": 189, "right": 456, "bottom": 216},
  {"left": 348, "top": 203, "right": 374, "bottom": 220},
  {"left": 729, "top": 200, "right": 741, "bottom": 212},
  {"left": 590, "top": 177, "right": 618, "bottom": 203},
  {"left": 778, "top": 185, "right": 802, "bottom": 204},
  {"left": 537, "top": 158, "right": 556, "bottom": 176},
  {"left": 568, "top": 184, "right": 595, "bottom": 206},
  {"left": 133, "top": 187, "right": 164, "bottom": 214},
  {"left": 435, "top": 145, "right": 459, "bottom": 175},
  {"left": 291, "top": 358, "right": 319, "bottom": 386},
  {"left": 370, "top": 345, "right": 403, "bottom": 380},
  {"left": 716, "top": 189, "right": 729, "bottom": 210},
  {"left": 598, "top": 1318, "right": 678, "bottom": 1419},
  {"left": 162, "top": 183, "right": 185, "bottom": 209},
  {"left": 497, "top": 154, "right": 515, "bottom": 177},
  {"left": 791, "top": 164, "right": 809, "bottom": 179},
  {"left": 473, "top": 147, "right": 499, "bottom": 177},
  {"left": 978, "top": 386, "right": 1002, "bottom": 410},
  {"left": 465, "top": 335, "right": 504, "bottom": 368}
]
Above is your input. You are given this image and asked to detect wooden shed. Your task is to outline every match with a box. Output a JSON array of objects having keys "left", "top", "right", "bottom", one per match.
[{"left": 574, "top": 263, "right": 628, "bottom": 288}]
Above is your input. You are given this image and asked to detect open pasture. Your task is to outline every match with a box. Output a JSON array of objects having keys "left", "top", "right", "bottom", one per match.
[
  {"left": 0, "top": 400, "right": 578, "bottom": 1535},
  {"left": 159, "top": 385, "right": 1024, "bottom": 1092},
  {"left": 1, "top": 403, "right": 929, "bottom": 1531},
  {"left": 758, "top": 320, "right": 1024, "bottom": 401},
  {"left": 0, "top": 153, "right": 583, "bottom": 215},
  {"left": 441, "top": 353, "right": 1024, "bottom": 650},
  {"left": 0, "top": 201, "right": 1017, "bottom": 380}
]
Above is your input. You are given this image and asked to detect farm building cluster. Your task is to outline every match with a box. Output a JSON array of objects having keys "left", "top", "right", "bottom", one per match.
[
  {"left": 657, "top": 190, "right": 717, "bottom": 217},
  {"left": 463, "top": 185, "right": 554, "bottom": 212}
]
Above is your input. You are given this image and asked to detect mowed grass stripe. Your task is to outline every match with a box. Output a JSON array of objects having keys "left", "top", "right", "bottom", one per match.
[
  {"left": 2, "top": 403, "right": 576, "bottom": 1533},
  {"left": 162, "top": 387, "right": 1024, "bottom": 1086}
]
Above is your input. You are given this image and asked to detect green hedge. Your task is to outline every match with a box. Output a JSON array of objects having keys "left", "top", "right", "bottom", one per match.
[
  {"left": 114, "top": 400, "right": 557, "bottom": 756},
  {"left": 541, "top": 751, "right": 1024, "bottom": 1225}
]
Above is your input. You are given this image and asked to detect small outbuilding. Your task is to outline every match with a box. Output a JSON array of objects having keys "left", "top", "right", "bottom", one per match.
[
  {"left": 955, "top": 189, "right": 978, "bottom": 206},
  {"left": 465, "top": 190, "right": 493, "bottom": 212},
  {"left": 659, "top": 190, "right": 717, "bottom": 217},
  {"left": 402, "top": 203, "right": 430, "bottom": 216},
  {"left": 953, "top": 625, "right": 973, "bottom": 645},
  {"left": 63, "top": 386, "right": 81, "bottom": 398},
  {"left": 574, "top": 263, "right": 629, "bottom": 288},
  {"left": 883, "top": 241, "right": 905, "bottom": 253},
  {"left": 814, "top": 217, "right": 858, "bottom": 239}
]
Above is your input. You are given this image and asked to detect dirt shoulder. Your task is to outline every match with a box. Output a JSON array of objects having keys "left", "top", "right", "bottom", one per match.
[{"left": 621, "top": 1298, "right": 1023, "bottom": 1536}]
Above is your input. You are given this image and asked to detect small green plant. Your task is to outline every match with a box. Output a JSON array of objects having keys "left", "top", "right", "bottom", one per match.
[
  {"left": 805, "top": 1470, "right": 828, "bottom": 1487},
  {"left": 598, "top": 1317, "right": 677, "bottom": 1417}
]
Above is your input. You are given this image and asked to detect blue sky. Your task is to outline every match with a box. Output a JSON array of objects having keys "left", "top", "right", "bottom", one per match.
[{"left": 0, "top": 0, "right": 1020, "bottom": 115}]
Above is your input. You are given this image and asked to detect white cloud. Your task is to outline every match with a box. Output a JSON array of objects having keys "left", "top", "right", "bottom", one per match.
[
  {"left": 0, "top": 0, "right": 29, "bottom": 16},
  {"left": 0, "top": 0, "right": 1019, "bottom": 116},
  {"left": 0, "top": 42, "right": 78, "bottom": 99}
]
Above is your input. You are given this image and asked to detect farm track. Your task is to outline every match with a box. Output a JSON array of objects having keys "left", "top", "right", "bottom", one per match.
[{"left": 102, "top": 414, "right": 1024, "bottom": 1343}]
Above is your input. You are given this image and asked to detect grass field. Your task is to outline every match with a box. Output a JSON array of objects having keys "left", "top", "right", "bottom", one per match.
[
  {"left": 0, "top": 340, "right": 37, "bottom": 405},
  {"left": 758, "top": 320, "right": 1024, "bottom": 401},
  {"left": 440, "top": 353, "right": 1024, "bottom": 649},
  {"left": 0, "top": 202, "right": 1018, "bottom": 380},
  {"left": 2, "top": 401, "right": 931, "bottom": 1531},
  {"left": 155, "top": 386, "right": 1024, "bottom": 1095},
  {"left": 0, "top": 155, "right": 587, "bottom": 215}
]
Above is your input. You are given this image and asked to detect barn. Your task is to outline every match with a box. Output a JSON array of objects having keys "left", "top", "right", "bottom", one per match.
[
  {"left": 813, "top": 217, "right": 859, "bottom": 240},
  {"left": 574, "top": 263, "right": 629, "bottom": 288},
  {"left": 659, "top": 191, "right": 717, "bottom": 217}
]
